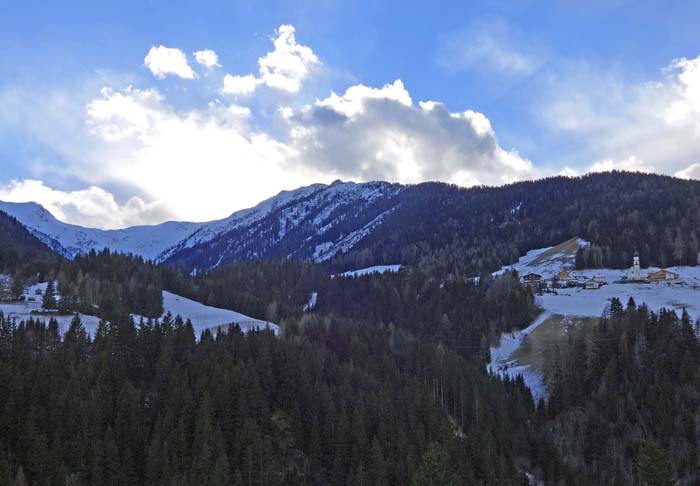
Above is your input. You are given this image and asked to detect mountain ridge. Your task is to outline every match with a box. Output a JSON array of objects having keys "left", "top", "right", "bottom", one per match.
[
  {"left": 4, "top": 172, "right": 700, "bottom": 276},
  {"left": 0, "top": 179, "right": 402, "bottom": 266}
]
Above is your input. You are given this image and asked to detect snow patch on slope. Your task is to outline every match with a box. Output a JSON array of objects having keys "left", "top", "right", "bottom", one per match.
[
  {"left": 488, "top": 311, "right": 551, "bottom": 401},
  {"left": 338, "top": 264, "right": 402, "bottom": 278},
  {"left": 135, "top": 291, "right": 279, "bottom": 336}
]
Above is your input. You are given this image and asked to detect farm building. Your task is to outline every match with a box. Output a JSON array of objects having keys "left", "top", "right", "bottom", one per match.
[
  {"left": 647, "top": 269, "right": 679, "bottom": 283},
  {"left": 522, "top": 273, "right": 542, "bottom": 283},
  {"left": 585, "top": 279, "right": 601, "bottom": 290}
]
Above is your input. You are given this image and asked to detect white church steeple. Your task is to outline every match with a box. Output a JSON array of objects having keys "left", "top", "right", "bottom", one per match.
[{"left": 627, "top": 250, "right": 641, "bottom": 281}]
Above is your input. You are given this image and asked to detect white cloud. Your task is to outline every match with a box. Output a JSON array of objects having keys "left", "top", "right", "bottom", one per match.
[
  {"left": 541, "top": 55, "right": 700, "bottom": 179},
  {"left": 0, "top": 25, "right": 538, "bottom": 227},
  {"left": 221, "top": 74, "right": 259, "bottom": 95},
  {"left": 285, "top": 80, "right": 534, "bottom": 185},
  {"left": 144, "top": 45, "right": 197, "bottom": 79},
  {"left": 319, "top": 80, "right": 412, "bottom": 117},
  {"left": 588, "top": 155, "right": 654, "bottom": 173},
  {"left": 80, "top": 86, "right": 313, "bottom": 223},
  {"left": 675, "top": 163, "right": 700, "bottom": 180},
  {"left": 558, "top": 166, "right": 579, "bottom": 177},
  {"left": 221, "top": 24, "right": 319, "bottom": 96},
  {"left": 257, "top": 24, "right": 319, "bottom": 92},
  {"left": 193, "top": 49, "right": 220, "bottom": 69},
  {"left": 438, "top": 19, "right": 544, "bottom": 76},
  {"left": 0, "top": 179, "right": 173, "bottom": 229}
]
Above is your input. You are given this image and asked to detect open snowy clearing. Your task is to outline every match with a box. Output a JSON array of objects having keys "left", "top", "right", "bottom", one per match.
[
  {"left": 0, "top": 283, "right": 278, "bottom": 338},
  {"left": 0, "top": 282, "right": 102, "bottom": 336},
  {"left": 134, "top": 291, "right": 279, "bottom": 336}
]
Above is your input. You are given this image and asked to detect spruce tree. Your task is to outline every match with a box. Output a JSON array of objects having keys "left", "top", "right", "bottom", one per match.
[
  {"left": 42, "top": 280, "right": 57, "bottom": 310},
  {"left": 410, "top": 443, "right": 457, "bottom": 486},
  {"left": 638, "top": 441, "right": 674, "bottom": 486}
]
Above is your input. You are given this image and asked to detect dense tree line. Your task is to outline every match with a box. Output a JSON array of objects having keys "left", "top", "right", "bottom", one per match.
[
  {"left": 540, "top": 299, "right": 700, "bottom": 484},
  {"left": 161, "top": 260, "right": 535, "bottom": 360},
  {"left": 163, "top": 259, "right": 327, "bottom": 323},
  {"left": 0, "top": 310, "right": 562, "bottom": 485}
]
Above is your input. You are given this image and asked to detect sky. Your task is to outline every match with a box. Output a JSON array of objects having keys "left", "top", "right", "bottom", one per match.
[{"left": 2, "top": 0, "right": 700, "bottom": 229}]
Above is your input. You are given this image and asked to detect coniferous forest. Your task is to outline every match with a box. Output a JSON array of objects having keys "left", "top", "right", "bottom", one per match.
[{"left": 2, "top": 172, "right": 700, "bottom": 485}]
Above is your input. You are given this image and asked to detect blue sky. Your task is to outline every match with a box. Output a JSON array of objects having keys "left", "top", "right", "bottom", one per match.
[{"left": 2, "top": 0, "right": 700, "bottom": 228}]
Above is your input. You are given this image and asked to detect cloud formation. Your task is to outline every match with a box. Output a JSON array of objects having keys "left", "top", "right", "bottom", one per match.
[
  {"left": 0, "top": 179, "right": 173, "bottom": 229},
  {"left": 541, "top": 55, "right": 700, "bottom": 178},
  {"left": 221, "top": 24, "right": 319, "bottom": 96},
  {"left": 81, "top": 85, "right": 312, "bottom": 223},
  {"left": 285, "top": 80, "right": 534, "bottom": 185},
  {"left": 438, "top": 19, "right": 544, "bottom": 76},
  {"left": 0, "top": 24, "right": 535, "bottom": 228},
  {"left": 144, "top": 45, "right": 196, "bottom": 79},
  {"left": 193, "top": 49, "right": 220, "bottom": 69}
]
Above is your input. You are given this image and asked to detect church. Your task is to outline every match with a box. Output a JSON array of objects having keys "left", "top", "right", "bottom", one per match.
[{"left": 627, "top": 251, "right": 641, "bottom": 281}]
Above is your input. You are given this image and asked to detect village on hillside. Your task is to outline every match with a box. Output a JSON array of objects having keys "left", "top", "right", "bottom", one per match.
[{"left": 519, "top": 250, "right": 700, "bottom": 293}]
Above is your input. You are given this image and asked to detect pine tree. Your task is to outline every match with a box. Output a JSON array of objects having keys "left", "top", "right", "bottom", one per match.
[
  {"left": 410, "top": 443, "right": 457, "bottom": 486},
  {"left": 638, "top": 441, "right": 674, "bottom": 486},
  {"left": 42, "top": 280, "right": 57, "bottom": 310},
  {"left": 11, "top": 275, "right": 23, "bottom": 301}
]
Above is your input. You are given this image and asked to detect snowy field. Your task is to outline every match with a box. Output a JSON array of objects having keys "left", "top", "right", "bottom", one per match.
[
  {"left": 0, "top": 282, "right": 102, "bottom": 336},
  {"left": 338, "top": 264, "right": 401, "bottom": 278},
  {"left": 135, "top": 291, "right": 279, "bottom": 336},
  {"left": 0, "top": 283, "right": 278, "bottom": 338},
  {"left": 489, "top": 238, "right": 700, "bottom": 398}
]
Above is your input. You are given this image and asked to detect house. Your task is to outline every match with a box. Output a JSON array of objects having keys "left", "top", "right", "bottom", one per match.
[
  {"left": 557, "top": 270, "right": 571, "bottom": 281},
  {"left": 593, "top": 274, "right": 607, "bottom": 284},
  {"left": 522, "top": 273, "right": 542, "bottom": 283},
  {"left": 585, "top": 279, "right": 601, "bottom": 290},
  {"left": 647, "top": 269, "right": 679, "bottom": 283}
]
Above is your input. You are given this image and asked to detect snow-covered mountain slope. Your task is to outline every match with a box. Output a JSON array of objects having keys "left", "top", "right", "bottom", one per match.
[
  {"left": 0, "top": 201, "right": 203, "bottom": 260},
  {"left": 0, "top": 180, "right": 403, "bottom": 269},
  {"left": 162, "top": 180, "right": 403, "bottom": 272}
]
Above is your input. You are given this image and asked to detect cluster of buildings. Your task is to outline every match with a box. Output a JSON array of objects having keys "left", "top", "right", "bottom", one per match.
[
  {"left": 520, "top": 251, "right": 683, "bottom": 293},
  {"left": 521, "top": 270, "right": 606, "bottom": 291}
]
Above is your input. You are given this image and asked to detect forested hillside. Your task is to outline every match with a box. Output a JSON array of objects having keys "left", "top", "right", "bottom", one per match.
[
  {"left": 1, "top": 172, "right": 698, "bottom": 485},
  {"left": 331, "top": 172, "right": 700, "bottom": 276},
  {"left": 540, "top": 300, "right": 700, "bottom": 484},
  {"left": 0, "top": 312, "right": 562, "bottom": 486}
]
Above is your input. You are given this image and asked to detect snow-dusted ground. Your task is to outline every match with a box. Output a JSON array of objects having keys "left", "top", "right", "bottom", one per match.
[
  {"left": 303, "top": 292, "right": 318, "bottom": 311},
  {"left": 0, "top": 282, "right": 102, "bottom": 336},
  {"left": 338, "top": 264, "right": 402, "bottom": 278},
  {"left": 134, "top": 291, "right": 279, "bottom": 336},
  {"left": 540, "top": 267, "right": 700, "bottom": 318},
  {"left": 488, "top": 312, "right": 551, "bottom": 401},
  {"left": 489, "top": 239, "right": 700, "bottom": 398},
  {"left": 0, "top": 284, "right": 278, "bottom": 338}
]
